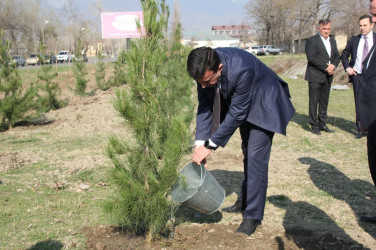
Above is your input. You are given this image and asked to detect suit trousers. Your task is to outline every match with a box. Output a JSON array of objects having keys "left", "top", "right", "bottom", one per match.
[
  {"left": 350, "top": 75, "right": 364, "bottom": 132},
  {"left": 309, "top": 77, "right": 331, "bottom": 129},
  {"left": 367, "top": 120, "right": 376, "bottom": 186},
  {"left": 239, "top": 122, "right": 274, "bottom": 221}
]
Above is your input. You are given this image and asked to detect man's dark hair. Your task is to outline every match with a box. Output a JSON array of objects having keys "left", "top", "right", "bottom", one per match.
[
  {"left": 187, "top": 47, "right": 221, "bottom": 79},
  {"left": 318, "top": 19, "right": 331, "bottom": 26},
  {"left": 359, "top": 14, "right": 373, "bottom": 24}
]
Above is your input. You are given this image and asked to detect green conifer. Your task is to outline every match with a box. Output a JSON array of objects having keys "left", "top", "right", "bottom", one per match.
[
  {"left": 95, "top": 51, "right": 109, "bottom": 90},
  {"left": 73, "top": 40, "right": 88, "bottom": 96},
  {"left": 104, "top": 0, "right": 194, "bottom": 239},
  {"left": 0, "top": 30, "right": 37, "bottom": 131},
  {"left": 111, "top": 50, "right": 127, "bottom": 86},
  {"left": 36, "top": 45, "right": 61, "bottom": 112}
]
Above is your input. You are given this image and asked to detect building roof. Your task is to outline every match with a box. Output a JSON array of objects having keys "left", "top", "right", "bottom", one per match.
[
  {"left": 212, "top": 25, "right": 251, "bottom": 31},
  {"left": 183, "top": 30, "right": 238, "bottom": 41}
]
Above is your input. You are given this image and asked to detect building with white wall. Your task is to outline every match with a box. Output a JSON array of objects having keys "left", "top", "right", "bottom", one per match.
[
  {"left": 211, "top": 25, "right": 252, "bottom": 40},
  {"left": 182, "top": 31, "right": 239, "bottom": 48}
]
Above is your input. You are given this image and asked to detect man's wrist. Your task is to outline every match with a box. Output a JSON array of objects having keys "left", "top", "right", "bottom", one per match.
[{"left": 204, "top": 140, "right": 218, "bottom": 150}]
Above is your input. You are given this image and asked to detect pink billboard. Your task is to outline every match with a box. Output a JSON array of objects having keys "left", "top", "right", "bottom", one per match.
[{"left": 101, "top": 12, "right": 144, "bottom": 39}]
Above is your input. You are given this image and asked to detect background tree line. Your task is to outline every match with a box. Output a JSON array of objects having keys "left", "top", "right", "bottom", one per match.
[
  {"left": 246, "top": 0, "right": 369, "bottom": 52},
  {"left": 0, "top": 0, "right": 125, "bottom": 57}
]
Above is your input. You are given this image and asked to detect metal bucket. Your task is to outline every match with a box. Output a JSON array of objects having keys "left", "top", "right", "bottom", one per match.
[{"left": 171, "top": 162, "right": 225, "bottom": 214}]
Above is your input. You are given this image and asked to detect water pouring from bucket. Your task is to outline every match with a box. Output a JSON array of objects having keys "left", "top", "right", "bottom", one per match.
[{"left": 171, "top": 162, "right": 225, "bottom": 214}]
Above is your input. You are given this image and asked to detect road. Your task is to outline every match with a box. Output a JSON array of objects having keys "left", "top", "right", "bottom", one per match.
[{"left": 20, "top": 56, "right": 118, "bottom": 69}]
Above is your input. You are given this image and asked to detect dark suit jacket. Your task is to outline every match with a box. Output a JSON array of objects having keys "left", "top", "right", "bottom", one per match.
[
  {"left": 360, "top": 44, "right": 376, "bottom": 130},
  {"left": 195, "top": 47, "right": 295, "bottom": 147},
  {"left": 304, "top": 34, "right": 340, "bottom": 83},
  {"left": 341, "top": 32, "right": 376, "bottom": 75}
]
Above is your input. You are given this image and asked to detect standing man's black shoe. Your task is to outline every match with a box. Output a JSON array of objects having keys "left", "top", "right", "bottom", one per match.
[
  {"left": 354, "top": 131, "right": 366, "bottom": 139},
  {"left": 360, "top": 215, "right": 376, "bottom": 224},
  {"left": 312, "top": 129, "right": 321, "bottom": 135},
  {"left": 235, "top": 218, "right": 261, "bottom": 236},
  {"left": 222, "top": 199, "right": 243, "bottom": 213},
  {"left": 319, "top": 125, "right": 335, "bottom": 133}
]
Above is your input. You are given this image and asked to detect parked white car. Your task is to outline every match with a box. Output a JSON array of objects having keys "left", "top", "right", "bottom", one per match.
[
  {"left": 245, "top": 46, "right": 259, "bottom": 55},
  {"left": 26, "top": 53, "right": 41, "bottom": 65},
  {"left": 57, "top": 51, "right": 73, "bottom": 63}
]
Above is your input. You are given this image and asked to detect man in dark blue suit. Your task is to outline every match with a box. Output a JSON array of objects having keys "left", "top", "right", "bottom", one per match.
[
  {"left": 358, "top": 44, "right": 376, "bottom": 223},
  {"left": 305, "top": 19, "right": 340, "bottom": 135},
  {"left": 187, "top": 47, "right": 295, "bottom": 236},
  {"left": 341, "top": 15, "right": 375, "bottom": 139}
]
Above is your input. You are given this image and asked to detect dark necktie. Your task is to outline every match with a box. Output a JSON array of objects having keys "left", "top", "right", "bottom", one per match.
[
  {"left": 362, "top": 36, "right": 369, "bottom": 71},
  {"left": 211, "top": 87, "right": 221, "bottom": 135}
]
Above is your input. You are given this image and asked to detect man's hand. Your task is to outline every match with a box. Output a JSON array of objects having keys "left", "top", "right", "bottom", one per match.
[
  {"left": 346, "top": 67, "right": 357, "bottom": 76},
  {"left": 192, "top": 145, "right": 211, "bottom": 166},
  {"left": 326, "top": 63, "right": 336, "bottom": 75}
]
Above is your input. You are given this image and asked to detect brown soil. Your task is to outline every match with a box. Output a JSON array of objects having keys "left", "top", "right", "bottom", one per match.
[{"left": 83, "top": 223, "right": 366, "bottom": 249}]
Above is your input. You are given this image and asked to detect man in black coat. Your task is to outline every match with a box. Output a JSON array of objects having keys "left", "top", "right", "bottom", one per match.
[
  {"left": 305, "top": 19, "right": 340, "bottom": 135},
  {"left": 341, "top": 15, "right": 375, "bottom": 139},
  {"left": 359, "top": 44, "right": 376, "bottom": 223},
  {"left": 371, "top": 0, "right": 376, "bottom": 23}
]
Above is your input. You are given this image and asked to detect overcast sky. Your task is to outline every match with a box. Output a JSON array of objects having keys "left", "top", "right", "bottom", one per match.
[{"left": 45, "top": 0, "right": 250, "bottom": 36}]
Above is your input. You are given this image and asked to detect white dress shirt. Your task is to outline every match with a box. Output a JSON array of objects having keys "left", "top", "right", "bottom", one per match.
[
  {"left": 319, "top": 34, "right": 331, "bottom": 63},
  {"left": 195, "top": 82, "right": 221, "bottom": 147},
  {"left": 353, "top": 32, "right": 374, "bottom": 74}
]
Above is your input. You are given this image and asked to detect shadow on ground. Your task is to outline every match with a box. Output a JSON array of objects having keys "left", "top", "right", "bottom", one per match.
[
  {"left": 292, "top": 112, "right": 356, "bottom": 135},
  {"left": 300, "top": 157, "right": 376, "bottom": 240},
  {"left": 210, "top": 169, "right": 243, "bottom": 199},
  {"left": 174, "top": 169, "right": 243, "bottom": 224},
  {"left": 269, "top": 194, "right": 368, "bottom": 249},
  {"left": 0, "top": 115, "right": 54, "bottom": 132},
  {"left": 27, "top": 240, "right": 63, "bottom": 250}
]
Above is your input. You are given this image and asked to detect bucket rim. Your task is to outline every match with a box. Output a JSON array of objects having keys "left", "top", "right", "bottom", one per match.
[{"left": 171, "top": 162, "right": 206, "bottom": 203}]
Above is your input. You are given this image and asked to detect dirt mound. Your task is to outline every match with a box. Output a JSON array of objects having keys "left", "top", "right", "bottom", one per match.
[
  {"left": 0, "top": 151, "right": 42, "bottom": 172},
  {"left": 270, "top": 57, "right": 349, "bottom": 85}
]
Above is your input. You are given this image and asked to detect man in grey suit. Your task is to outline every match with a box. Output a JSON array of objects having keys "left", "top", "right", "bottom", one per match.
[
  {"left": 187, "top": 47, "right": 295, "bottom": 236},
  {"left": 341, "top": 15, "right": 375, "bottom": 139},
  {"left": 305, "top": 19, "right": 340, "bottom": 135}
]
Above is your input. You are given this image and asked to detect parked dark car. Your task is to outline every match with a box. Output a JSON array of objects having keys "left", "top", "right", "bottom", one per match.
[
  {"left": 43, "top": 54, "right": 57, "bottom": 64},
  {"left": 73, "top": 54, "right": 88, "bottom": 62},
  {"left": 257, "top": 45, "right": 283, "bottom": 55},
  {"left": 12, "top": 55, "right": 26, "bottom": 66},
  {"left": 49, "top": 54, "right": 57, "bottom": 64}
]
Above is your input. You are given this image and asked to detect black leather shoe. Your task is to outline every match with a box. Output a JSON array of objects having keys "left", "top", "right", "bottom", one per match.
[
  {"left": 354, "top": 131, "right": 366, "bottom": 139},
  {"left": 235, "top": 218, "right": 261, "bottom": 236},
  {"left": 360, "top": 215, "right": 376, "bottom": 224},
  {"left": 312, "top": 129, "right": 321, "bottom": 135},
  {"left": 319, "top": 125, "right": 335, "bottom": 133},
  {"left": 222, "top": 200, "right": 243, "bottom": 213}
]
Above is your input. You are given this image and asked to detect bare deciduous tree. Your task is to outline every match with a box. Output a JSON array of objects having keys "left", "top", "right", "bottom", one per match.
[{"left": 246, "top": 0, "right": 370, "bottom": 53}]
